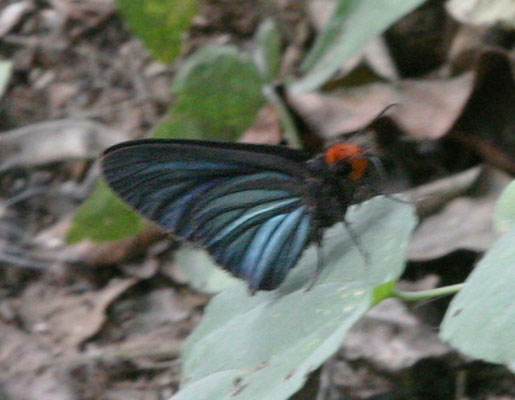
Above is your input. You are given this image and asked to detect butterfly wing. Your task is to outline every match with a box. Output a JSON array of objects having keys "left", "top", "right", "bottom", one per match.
[{"left": 102, "top": 139, "right": 316, "bottom": 291}]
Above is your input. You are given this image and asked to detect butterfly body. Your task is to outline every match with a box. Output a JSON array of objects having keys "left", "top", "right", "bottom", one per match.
[{"left": 102, "top": 139, "right": 371, "bottom": 292}]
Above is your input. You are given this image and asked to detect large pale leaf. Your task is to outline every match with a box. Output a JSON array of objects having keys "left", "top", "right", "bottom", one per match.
[
  {"left": 291, "top": 0, "right": 426, "bottom": 93},
  {"left": 171, "top": 197, "right": 417, "bottom": 400},
  {"left": 493, "top": 180, "right": 515, "bottom": 234},
  {"left": 116, "top": 0, "right": 198, "bottom": 63},
  {"left": 440, "top": 226, "right": 515, "bottom": 372},
  {"left": 174, "top": 248, "right": 240, "bottom": 294},
  {"left": 172, "top": 45, "right": 264, "bottom": 141}
]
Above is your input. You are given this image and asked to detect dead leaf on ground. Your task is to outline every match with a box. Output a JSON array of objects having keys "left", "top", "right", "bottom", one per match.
[
  {"left": 59, "top": 226, "right": 166, "bottom": 268},
  {"left": 0, "top": 119, "right": 126, "bottom": 172},
  {"left": 240, "top": 104, "right": 282, "bottom": 145},
  {"left": 0, "top": 322, "right": 76, "bottom": 400},
  {"left": 0, "top": 1, "right": 35, "bottom": 38},
  {"left": 343, "top": 299, "right": 450, "bottom": 371},
  {"left": 409, "top": 168, "right": 512, "bottom": 260},
  {"left": 287, "top": 72, "right": 474, "bottom": 139},
  {"left": 16, "top": 278, "right": 138, "bottom": 354}
]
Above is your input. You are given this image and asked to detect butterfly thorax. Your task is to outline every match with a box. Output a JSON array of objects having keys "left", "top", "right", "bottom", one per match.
[{"left": 306, "top": 144, "right": 370, "bottom": 230}]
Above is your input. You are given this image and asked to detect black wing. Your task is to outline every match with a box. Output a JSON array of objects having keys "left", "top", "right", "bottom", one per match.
[{"left": 102, "top": 139, "right": 317, "bottom": 291}]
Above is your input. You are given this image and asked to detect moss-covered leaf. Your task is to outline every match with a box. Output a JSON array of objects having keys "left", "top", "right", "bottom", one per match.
[
  {"left": 67, "top": 180, "right": 147, "bottom": 243},
  {"left": 116, "top": 0, "right": 198, "bottom": 63},
  {"left": 172, "top": 45, "right": 264, "bottom": 142}
]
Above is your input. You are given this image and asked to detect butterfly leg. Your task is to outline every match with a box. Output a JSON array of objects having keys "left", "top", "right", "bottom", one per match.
[
  {"left": 342, "top": 218, "right": 370, "bottom": 266},
  {"left": 306, "top": 233, "right": 325, "bottom": 291}
]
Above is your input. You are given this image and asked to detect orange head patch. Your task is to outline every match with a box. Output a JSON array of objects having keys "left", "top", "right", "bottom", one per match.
[{"left": 325, "top": 143, "right": 369, "bottom": 181}]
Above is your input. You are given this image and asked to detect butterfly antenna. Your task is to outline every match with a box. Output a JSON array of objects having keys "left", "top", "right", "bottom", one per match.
[
  {"left": 356, "top": 103, "right": 399, "bottom": 137},
  {"left": 343, "top": 218, "right": 371, "bottom": 266}
]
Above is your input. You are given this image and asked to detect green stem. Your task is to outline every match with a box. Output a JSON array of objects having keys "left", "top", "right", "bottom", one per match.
[{"left": 393, "top": 283, "right": 465, "bottom": 302}]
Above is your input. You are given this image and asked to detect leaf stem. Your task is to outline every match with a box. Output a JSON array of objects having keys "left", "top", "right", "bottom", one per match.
[{"left": 393, "top": 283, "right": 465, "bottom": 302}]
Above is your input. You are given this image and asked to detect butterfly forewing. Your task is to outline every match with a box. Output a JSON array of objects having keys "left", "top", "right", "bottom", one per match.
[{"left": 102, "top": 139, "right": 317, "bottom": 290}]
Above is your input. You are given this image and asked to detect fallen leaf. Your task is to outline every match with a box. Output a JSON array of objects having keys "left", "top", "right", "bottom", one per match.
[
  {"left": 17, "top": 278, "right": 138, "bottom": 353},
  {"left": 287, "top": 72, "right": 474, "bottom": 139},
  {"left": 343, "top": 299, "right": 450, "bottom": 370},
  {"left": 240, "top": 104, "right": 282, "bottom": 145},
  {"left": 0, "top": 322, "right": 76, "bottom": 400},
  {"left": 0, "top": 1, "right": 34, "bottom": 37},
  {"left": 409, "top": 168, "right": 511, "bottom": 260},
  {"left": 0, "top": 119, "right": 126, "bottom": 172}
]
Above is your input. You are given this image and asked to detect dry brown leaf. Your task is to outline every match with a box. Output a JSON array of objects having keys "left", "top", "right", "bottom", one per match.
[
  {"left": 0, "top": 1, "right": 35, "bottom": 37},
  {"left": 288, "top": 72, "right": 474, "bottom": 139},
  {"left": 17, "top": 278, "right": 138, "bottom": 353},
  {"left": 343, "top": 299, "right": 450, "bottom": 371},
  {"left": 240, "top": 104, "right": 282, "bottom": 145},
  {"left": 409, "top": 196, "right": 497, "bottom": 261},
  {"left": 0, "top": 119, "right": 126, "bottom": 172},
  {"left": 60, "top": 225, "right": 166, "bottom": 268},
  {"left": 409, "top": 168, "right": 512, "bottom": 260}
]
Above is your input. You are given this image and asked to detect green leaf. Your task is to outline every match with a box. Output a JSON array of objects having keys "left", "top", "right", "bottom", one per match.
[
  {"left": 172, "top": 197, "right": 417, "bottom": 400},
  {"left": 493, "top": 180, "right": 515, "bottom": 234},
  {"left": 172, "top": 45, "right": 264, "bottom": 141},
  {"left": 291, "top": 0, "right": 426, "bottom": 93},
  {"left": 67, "top": 180, "right": 146, "bottom": 243},
  {"left": 0, "top": 60, "right": 12, "bottom": 99},
  {"left": 150, "top": 114, "right": 205, "bottom": 139},
  {"left": 116, "top": 0, "right": 198, "bottom": 63},
  {"left": 440, "top": 227, "right": 515, "bottom": 372},
  {"left": 254, "top": 18, "right": 282, "bottom": 82}
]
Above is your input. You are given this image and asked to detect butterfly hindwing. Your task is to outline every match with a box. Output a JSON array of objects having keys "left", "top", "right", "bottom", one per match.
[{"left": 102, "top": 139, "right": 316, "bottom": 290}]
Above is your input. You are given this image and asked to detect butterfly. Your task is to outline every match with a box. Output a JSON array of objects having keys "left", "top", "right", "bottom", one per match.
[{"left": 102, "top": 139, "right": 377, "bottom": 293}]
